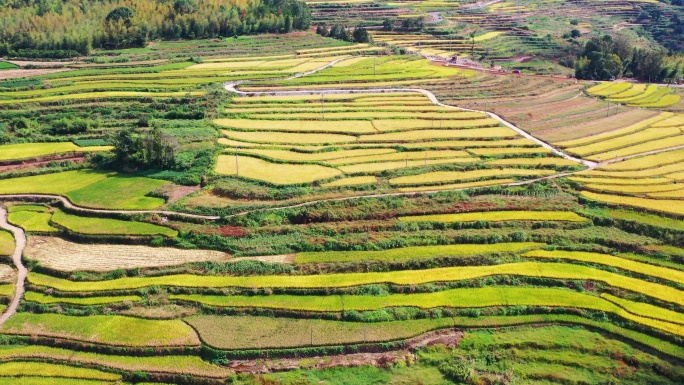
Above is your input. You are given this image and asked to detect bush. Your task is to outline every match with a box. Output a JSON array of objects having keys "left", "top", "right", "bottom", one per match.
[{"left": 45, "top": 118, "right": 99, "bottom": 135}]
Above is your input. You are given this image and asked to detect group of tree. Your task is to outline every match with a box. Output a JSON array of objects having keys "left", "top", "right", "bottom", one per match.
[
  {"left": 315, "top": 24, "right": 372, "bottom": 43},
  {"left": 111, "top": 127, "right": 178, "bottom": 170},
  {"left": 381, "top": 17, "right": 424, "bottom": 32},
  {"left": 575, "top": 35, "right": 681, "bottom": 82},
  {"left": 0, "top": 0, "right": 312, "bottom": 56}
]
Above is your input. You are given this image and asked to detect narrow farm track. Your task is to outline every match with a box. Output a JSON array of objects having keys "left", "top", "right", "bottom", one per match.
[
  {"left": 0, "top": 194, "right": 220, "bottom": 220},
  {"left": 0, "top": 207, "right": 27, "bottom": 326}
]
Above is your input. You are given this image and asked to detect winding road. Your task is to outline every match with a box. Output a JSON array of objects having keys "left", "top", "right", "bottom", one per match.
[{"left": 0, "top": 207, "right": 27, "bottom": 326}]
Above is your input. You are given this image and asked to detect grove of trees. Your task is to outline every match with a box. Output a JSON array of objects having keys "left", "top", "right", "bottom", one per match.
[
  {"left": 0, "top": 0, "right": 312, "bottom": 57},
  {"left": 315, "top": 24, "right": 372, "bottom": 43},
  {"left": 575, "top": 35, "right": 681, "bottom": 82}
]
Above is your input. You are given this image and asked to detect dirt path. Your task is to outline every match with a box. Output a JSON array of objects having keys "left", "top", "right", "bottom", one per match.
[
  {"left": 0, "top": 207, "right": 27, "bottom": 326},
  {"left": 0, "top": 194, "right": 220, "bottom": 220}
]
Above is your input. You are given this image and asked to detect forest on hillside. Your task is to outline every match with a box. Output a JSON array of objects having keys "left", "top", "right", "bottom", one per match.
[{"left": 0, "top": 0, "right": 312, "bottom": 57}]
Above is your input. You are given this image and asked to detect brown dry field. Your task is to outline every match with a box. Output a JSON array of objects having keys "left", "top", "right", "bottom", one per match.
[
  {"left": 0, "top": 264, "right": 14, "bottom": 282},
  {"left": 25, "top": 236, "right": 232, "bottom": 271},
  {"left": 534, "top": 108, "right": 659, "bottom": 143},
  {"left": 7, "top": 60, "right": 76, "bottom": 67},
  {"left": 0, "top": 68, "right": 70, "bottom": 80}
]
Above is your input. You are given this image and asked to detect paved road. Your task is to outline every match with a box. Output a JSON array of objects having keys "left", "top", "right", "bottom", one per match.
[{"left": 0, "top": 207, "right": 27, "bottom": 326}]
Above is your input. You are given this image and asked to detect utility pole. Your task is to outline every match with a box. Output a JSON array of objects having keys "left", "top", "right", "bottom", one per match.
[
  {"left": 405, "top": 154, "right": 408, "bottom": 168},
  {"left": 235, "top": 146, "right": 239, "bottom": 176}
]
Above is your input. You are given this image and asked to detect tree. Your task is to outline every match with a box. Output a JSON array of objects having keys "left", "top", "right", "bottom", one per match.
[
  {"left": 315, "top": 24, "right": 327, "bottom": 36},
  {"left": 329, "top": 24, "right": 349, "bottom": 41},
  {"left": 382, "top": 18, "right": 394, "bottom": 31},
  {"left": 112, "top": 128, "right": 140, "bottom": 168},
  {"left": 570, "top": 29, "right": 581, "bottom": 38},
  {"left": 106, "top": 7, "right": 134, "bottom": 24},
  {"left": 352, "top": 27, "right": 372, "bottom": 43},
  {"left": 604, "top": 54, "right": 623, "bottom": 79},
  {"left": 173, "top": 0, "right": 198, "bottom": 14}
]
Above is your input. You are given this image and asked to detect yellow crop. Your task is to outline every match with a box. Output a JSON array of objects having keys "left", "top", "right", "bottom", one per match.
[{"left": 215, "top": 155, "right": 341, "bottom": 184}]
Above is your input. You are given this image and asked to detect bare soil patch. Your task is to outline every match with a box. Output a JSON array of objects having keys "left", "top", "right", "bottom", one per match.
[{"left": 25, "top": 236, "right": 231, "bottom": 271}]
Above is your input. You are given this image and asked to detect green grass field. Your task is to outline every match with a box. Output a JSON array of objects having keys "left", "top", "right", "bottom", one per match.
[
  {"left": 65, "top": 176, "right": 167, "bottom": 210},
  {"left": 51, "top": 210, "right": 178, "bottom": 237},
  {"left": 7, "top": 210, "right": 58, "bottom": 233},
  {"left": 0, "top": 61, "right": 18, "bottom": 70},
  {"left": 0, "top": 171, "right": 167, "bottom": 210}
]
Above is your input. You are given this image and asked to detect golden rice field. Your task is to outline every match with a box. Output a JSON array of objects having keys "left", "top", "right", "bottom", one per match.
[
  {"left": 215, "top": 155, "right": 342, "bottom": 184},
  {"left": 586, "top": 82, "right": 681, "bottom": 108},
  {"left": 214, "top": 91, "right": 576, "bottom": 188},
  {"left": 557, "top": 110, "right": 684, "bottom": 161},
  {"left": 399, "top": 211, "right": 587, "bottom": 223},
  {"left": 390, "top": 169, "right": 555, "bottom": 186},
  {"left": 569, "top": 139, "right": 684, "bottom": 215}
]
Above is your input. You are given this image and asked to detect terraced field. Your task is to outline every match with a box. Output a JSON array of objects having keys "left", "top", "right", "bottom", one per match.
[
  {"left": 587, "top": 82, "right": 682, "bottom": 108},
  {"left": 0, "top": 26, "right": 682, "bottom": 385},
  {"left": 213, "top": 88, "right": 579, "bottom": 190}
]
